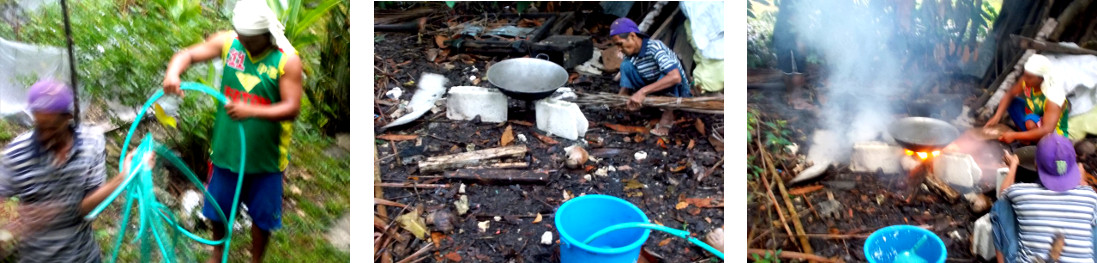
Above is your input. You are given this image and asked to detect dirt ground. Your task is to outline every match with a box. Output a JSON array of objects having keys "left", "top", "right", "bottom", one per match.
[
  {"left": 374, "top": 17, "right": 725, "bottom": 263},
  {"left": 748, "top": 85, "right": 995, "bottom": 262}
]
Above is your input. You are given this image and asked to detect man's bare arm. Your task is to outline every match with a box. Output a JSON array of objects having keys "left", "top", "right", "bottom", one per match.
[
  {"left": 166, "top": 31, "right": 234, "bottom": 77},
  {"left": 251, "top": 54, "right": 303, "bottom": 121}
]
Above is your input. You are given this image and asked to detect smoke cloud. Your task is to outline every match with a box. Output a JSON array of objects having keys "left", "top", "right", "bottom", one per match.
[{"left": 789, "top": 1, "right": 922, "bottom": 165}]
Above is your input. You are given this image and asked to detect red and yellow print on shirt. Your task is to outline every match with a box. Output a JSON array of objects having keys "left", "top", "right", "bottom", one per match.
[{"left": 211, "top": 35, "right": 296, "bottom": 174}]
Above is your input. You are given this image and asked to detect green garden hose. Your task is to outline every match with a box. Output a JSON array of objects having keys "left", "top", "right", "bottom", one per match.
[
  {"left": 582, "top": 222, "right": 725, "bottom": 260},
  {"left": 85, "top": 82, "right": 245, "bottom": 263}
]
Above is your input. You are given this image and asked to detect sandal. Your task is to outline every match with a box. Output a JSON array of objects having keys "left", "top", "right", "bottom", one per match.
[{"left": 650, "top": 123, "right": 672, "bottom": 137}]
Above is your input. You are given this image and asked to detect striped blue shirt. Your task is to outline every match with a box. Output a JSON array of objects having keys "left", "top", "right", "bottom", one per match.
[
  {"left": 625, "top": 38, "right": 689, "bottom": 90},
  {"left": 1005, "top": 183, "right": 1097, "bottom": 263},
  {"left": 0, "top": 126, "right": 105, "bottom": 263}
]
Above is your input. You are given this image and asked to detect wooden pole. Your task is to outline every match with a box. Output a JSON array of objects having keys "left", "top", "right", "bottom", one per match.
[{"left": 60, "top": 0, "right": 80, "bottom": 124}]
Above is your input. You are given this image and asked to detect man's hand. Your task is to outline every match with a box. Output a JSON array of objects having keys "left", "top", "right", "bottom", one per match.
[
  {"left": 122, "top": 150, "right": 155, "bottom": 175},
  {"left": 627, "top": 92, "right": 645, "bottom": 111},
  {"left": 999, "top": 131, "right": 1017, "bottom": 143},
  {"left": 225, "top": 101, "right": 257, "bottom": 120},
  {"left": 1003, "top": 150, "right": 1019, "bottom": 168},
  {"left": 984, "top": 116, "right": 1000, "bottom": 128},
  {"left": 162, "top": 74, "right": 183, "bottom": 97}
]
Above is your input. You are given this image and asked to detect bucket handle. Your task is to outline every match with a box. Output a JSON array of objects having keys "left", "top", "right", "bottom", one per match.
[{"left": 535, "top": 53, "right": 550, "bottom": 60}]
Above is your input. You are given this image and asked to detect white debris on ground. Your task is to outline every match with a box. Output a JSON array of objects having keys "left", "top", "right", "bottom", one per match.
[
  {"left": 540, "top": 231, "right": 553, "bottom": 245},
  {"left": 634, "top": 151, "right": 648, "bottom": 161},
  {"left": 477, "top": 220, "right": 490, "bottom": 232},
  {"left": 385, "top": 87, "right": 403, "bottom": 100}
]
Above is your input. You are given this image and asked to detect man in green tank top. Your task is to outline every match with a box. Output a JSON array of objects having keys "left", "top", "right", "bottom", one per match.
[{"left": 160, "top": 0, "right": 302, "bottom": 262}]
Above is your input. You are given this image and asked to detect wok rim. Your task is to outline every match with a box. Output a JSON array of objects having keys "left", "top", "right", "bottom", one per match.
[
  {"left": 487, "top": 58, "right": 568, "bottom": 95},
  {"left": 889, "top": 117, "right": 960, "bottom": 151}
]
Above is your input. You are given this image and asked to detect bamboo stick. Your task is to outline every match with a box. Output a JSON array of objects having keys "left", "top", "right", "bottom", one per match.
[
  {"left": 747, "top": 249, "right": 841, "bottom": 263},
  {"left": 571, "top": 92, "right": 724, "bottom": 114}
]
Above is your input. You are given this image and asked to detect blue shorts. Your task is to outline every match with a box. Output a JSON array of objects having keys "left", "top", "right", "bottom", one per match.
[{"left": 201, "top": 165, "right": 284, "bottom": 231}]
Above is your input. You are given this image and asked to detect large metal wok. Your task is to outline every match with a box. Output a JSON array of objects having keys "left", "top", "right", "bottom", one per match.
[
  {"left": 486, "top": 57, "right": 569, "bottom": 101},
  {"left": 888, "top": 117, "right": 961, "bottom": 152}
]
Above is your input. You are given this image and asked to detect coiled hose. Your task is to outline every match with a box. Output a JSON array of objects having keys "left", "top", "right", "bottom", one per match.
[
  {"left": 84, "top": 82, "right": 244, "bottom": 263},
  {"left": 582, "top": 222, "right": 725, "bottom": 260}
]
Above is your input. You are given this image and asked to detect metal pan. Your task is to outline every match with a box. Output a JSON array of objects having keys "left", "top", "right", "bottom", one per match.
[
  {"left": 888, "top": 117, "right": 961, "bottom": 152},
  {"left": 1014, "top": 145, "right": 1038, "bottom": 172},
  {"left": 486, "top": 56, "right": 568, "bottom": 101}
]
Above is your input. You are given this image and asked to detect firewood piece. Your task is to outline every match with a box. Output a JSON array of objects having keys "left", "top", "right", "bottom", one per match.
[
  {"left": 925, "top": 174, "right": 961, "bottom": 202},
  {"left": 444, "top": 169, "right": 551, "bottom": 185},
  {"left": 418, "top": 146, "right": 528, "bottom": 174},
  {"left": 374, "top": 7, "right": 434, "bottom": 25},
  {"left": 746, "top": 248, "right": 841, "bottom": 263},
  {"left": 470, "top": 162, "right": 530, "bottom": 170},
  {"left": 571, "top": 92, "right": 723, "bottom": 114},
  {"left": 375, "top": 17, "right": 427, "bottom": 32},
  {"left": 379, "top": 183, "right": 450, "bottom": 188},
  {"left": 1013, "top": 34, "right": 1097, "bottom": 55}
]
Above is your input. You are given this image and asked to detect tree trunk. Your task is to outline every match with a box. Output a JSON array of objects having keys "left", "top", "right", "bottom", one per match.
[{"left": 1050, "top": 0, "right": 1093, "bottom": 41}]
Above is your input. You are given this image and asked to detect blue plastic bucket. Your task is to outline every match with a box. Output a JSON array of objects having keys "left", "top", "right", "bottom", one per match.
[
  {"left": 555, "top": 195, "right": 651, "bottom": 263},
  {"left": 864, "top": 225, "right": 946, "bottom": 263}
]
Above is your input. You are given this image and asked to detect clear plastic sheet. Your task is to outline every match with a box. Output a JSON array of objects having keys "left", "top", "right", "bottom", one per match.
[{"left": 0, "top": 37, "right": 70, "bottom": 119}]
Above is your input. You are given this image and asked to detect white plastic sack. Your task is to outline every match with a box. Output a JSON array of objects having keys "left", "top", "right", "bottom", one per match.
[
  {"left": 380, "top": 73, "right": 448, "bottom": 130},
  {"left": 0, "top": 37, "right": 69, "bottom": 117},
  {"left": 680, "top": 2, "right": 724, "bottom": 60},
  {"left": 1042, "top": 52, "right": 1097, "bottom": 116}
]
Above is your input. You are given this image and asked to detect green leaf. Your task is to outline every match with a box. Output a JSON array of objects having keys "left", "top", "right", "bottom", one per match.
[
  {"left": 445, "top": 1, "right": 455, "bottom": 8},
  {"left": 516, "top": 1, "right": 530, "bottom": 14},
  {"left": 291, "top": 0, "right": 341, "bottom": 39},
  {"left": 285, "top": 0, "right": 304, "bottom": 35}
]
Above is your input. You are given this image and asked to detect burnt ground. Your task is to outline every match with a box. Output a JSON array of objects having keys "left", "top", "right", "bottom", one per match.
[
  {"left": 747, "top": 84, "right": 992, "bottom": 262},
  {"left": 374, "top": 27, "right": 724, "bottom": 263}
]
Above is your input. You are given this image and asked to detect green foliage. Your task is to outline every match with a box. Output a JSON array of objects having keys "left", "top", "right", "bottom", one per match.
[
  {"left": 9, "top": 0, "right": 226, "bottom": 107},
  {"left": 747, "top": 0, "right": 771, "bottom": 18},
  {"left": 515, "top": 1, "right": 530, "bottom": 14},
  {"left": 265, "top": 0, "right": 344, "bottom": 51},
  {"left": 751, "top": 250, "right": 782, "bottom": 263},
  {"left": 0, "top": 120, "right": 13, "bottom": 142},
  {"left": 747, "top": 10, "right": 777, "bottom": 69},
  {"left": 303, "top": 0, "right": 349, "bottom": 135}
]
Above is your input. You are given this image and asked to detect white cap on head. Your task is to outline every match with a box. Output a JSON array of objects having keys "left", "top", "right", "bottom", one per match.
[
  {"left": 1024, "top": 54, "right": 1052, "bottom": 77},
  {"left": 232, "top": 0, "right": 295, "bottom": 53}
]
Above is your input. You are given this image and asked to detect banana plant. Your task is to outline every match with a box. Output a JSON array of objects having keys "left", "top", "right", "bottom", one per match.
[{"left": 266, "top": 0, "right": 343, "bottom": 49}]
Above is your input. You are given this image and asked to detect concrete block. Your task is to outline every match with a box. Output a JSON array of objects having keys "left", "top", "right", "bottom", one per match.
[
  {"left": 849, "top": 141, "right": 902, "bottom": 174},
  {"left": 931, "top": 152, "right": 982, "bottom": 193},
  {"left": 446, "top": 86, "right": 508, "bottom": 123},
  {"left": 535, "top": 98, "right": 588, "bottom": 140},
  {"left": 971, "top": 214, "right": 995, "bottom": 261}
]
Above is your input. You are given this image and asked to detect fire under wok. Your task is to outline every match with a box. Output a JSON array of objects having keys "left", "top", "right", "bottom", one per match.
[{"left": 889, "top": 117, "right": 961, "bottom": 152}]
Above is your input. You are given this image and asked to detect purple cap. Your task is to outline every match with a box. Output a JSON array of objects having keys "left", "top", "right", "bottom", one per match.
[
  {"left": 27, "top": 79, "right": 74, "bottom": 114},
  {"left": 1036, "top": 134, "right": 1081, "bottom": 192},
  {"left": 610, "top": 18, "right": 643, "bottom": 37}
]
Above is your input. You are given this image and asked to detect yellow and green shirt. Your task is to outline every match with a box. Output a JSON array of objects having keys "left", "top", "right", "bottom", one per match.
[
  {"left": 1022, "top": 81, "right": 1071, "bottom": 137},
  {"left": 210, "top": 36, "right": 294, "bottom": 174}
]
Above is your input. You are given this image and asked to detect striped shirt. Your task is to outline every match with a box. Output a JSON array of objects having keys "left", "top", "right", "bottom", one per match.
[
  {"left": 0, "top": 125, "right": 105, "bottom": 263},
  {"left": 625, "top": 38, "right": 690, "bottom": 93},
  {"left": 1004, "top": 183, "right": 1097, "bottom": 263}
]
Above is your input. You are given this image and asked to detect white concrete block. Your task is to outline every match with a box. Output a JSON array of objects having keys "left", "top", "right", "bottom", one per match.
[
  {"left": 446, "top": 86, "right": 508, "bottom": 123},
  {"left": 535, "top": 98, "right": 588, "bottom": 140},
  {"left": 931, "top": 152, "right": 982, "bottom": 192},
  {"left": 849, "top": 141, "right": 903, "bottom": 174},
  {"left": 971, "top": 214, "right": 996, "bottom": 261}
]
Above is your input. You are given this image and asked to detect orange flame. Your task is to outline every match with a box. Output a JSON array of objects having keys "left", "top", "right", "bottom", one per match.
[{"left": 905, "top": 150, "right": 942, "bottom": 160}]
